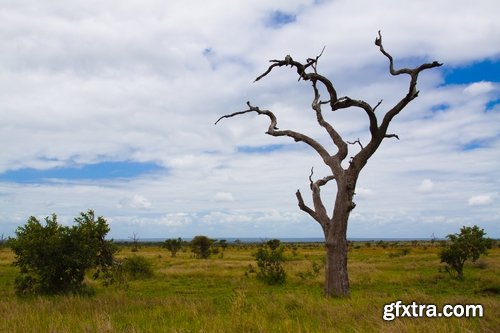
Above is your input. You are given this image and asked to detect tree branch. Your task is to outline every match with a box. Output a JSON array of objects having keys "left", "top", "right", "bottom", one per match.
[
  {"left": 375, "top": 30, "right": 443, "bottom": 132},
  {"left": 297, "top": 167, "right": 335, "bottom": 228},
  {"left": 311, "top": 81, "right": 347, "bottom": 166},
  {"left": 308, "top": 167, "right": 336, "bottom": 188},
  {"left": 332, "top": 97, "right": 379, "bottom": 139},
  {"left": 214, "top": 101, "right": 278, "bottom": 128},
  {"left": 384, "top": 133, "right": 400, "bottom": 140},
  {"left": 346, "top": 32, "right": 441, "bottom": 175},
  {"left": 296, "top": 189, "right": 319, "bottom": 222},
  {"left": 347, "top": 138, "right": 364, "bottom": 150},
  {"left": 216, "top": 102, "right": 334, "bottom": 167},
  {"left": 254, "top": 51, "right": 338, "bottom": 106},
  {"left": 373, "top": 99, "right": 383, "bottom": 112}
]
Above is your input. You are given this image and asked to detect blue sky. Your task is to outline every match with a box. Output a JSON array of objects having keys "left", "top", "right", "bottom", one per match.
[
  {"left": 0, "top": 0, "right": 499, "bottom": 239},
  {"left": 0, "top": 161, "right": 165, "bottom": 183},
  {"left": 443, "top": 59, "right": 499, "bottom": 84}
]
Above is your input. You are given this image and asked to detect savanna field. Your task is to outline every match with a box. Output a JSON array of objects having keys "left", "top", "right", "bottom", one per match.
[{"left": 0, "top": 241, "right": 499, "bottom": 333}]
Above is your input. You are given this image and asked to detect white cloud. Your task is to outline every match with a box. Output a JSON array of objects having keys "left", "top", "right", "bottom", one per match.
[
  {"left": 156, "top": 213, "right": 193, "bottom": 227},
  {"left": 0, "top": 0, "right": 499, "bottom": 239},
  {"left": 356, "top": 187, "right": 375, "bottom": 198},
  {"left": 416, "top": 179, "right": 434, "bottom": 193},
  {"left": 463, "top": 81, "right": 495, "bottom": 95},
  {"left": 214, "top": 192, "right": 235, "bottom": 202},
  {"left": 131, "top": 195, "right": 152, "bottom": 209},
  {"left": 468, "top": 195, "right": 493, "bottom": 206},
  {"left": 118, "top": 195, "right": 152, "bottom": 209}
]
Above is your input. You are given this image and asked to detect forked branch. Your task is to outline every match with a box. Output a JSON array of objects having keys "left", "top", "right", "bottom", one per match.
[
  {"left": 296, "top": 167, "right": 335, "bottom": 227},
  {"left": 375, "top": 31, "right": 443, "bottom": 77}
]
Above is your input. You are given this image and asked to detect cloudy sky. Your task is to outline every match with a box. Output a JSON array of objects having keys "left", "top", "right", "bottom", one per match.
[{"left": 0, "top": 0, "right": 499, "bottom": 240}]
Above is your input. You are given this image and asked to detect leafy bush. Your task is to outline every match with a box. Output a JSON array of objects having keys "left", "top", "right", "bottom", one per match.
[
  {"left": 439, "top": 225, "right": 493, "bottom": 279},
  {"left": 163, "top": 238, "right": 183, "bottom": 257},
  {"left": 253, "top": 240, "right": 286, "bottom": 285},
  {"left": 9, "top": 210, "right": 117, "bottom": 295},
  {"left": 122, "top": 256, "right": 154, "bottom": 280},
  {"left": 190, "top": 235, "right": 214, "bottom": 259}
]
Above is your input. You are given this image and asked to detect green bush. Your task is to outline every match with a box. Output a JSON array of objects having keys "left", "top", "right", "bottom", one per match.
[
  {"left": 253, "top": 240, "right": 286, "bottom": 285},
  {"left": 8, "top": 210, "right": 117, "bottom": 295},
  {"left": 162, "top": 238, "right": 183, "bottom": 257},
  {"left": 190, "top": 235, "right": 214, "bottom": 259},
  {"left": 122, "top": 256, "right": 154, "bottom": 280},
  {"left": 440, "top": 225, "right": 493, "bottom": 280}
]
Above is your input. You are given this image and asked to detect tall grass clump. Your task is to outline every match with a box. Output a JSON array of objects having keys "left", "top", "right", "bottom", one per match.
[{"left": 122, "top": 255, "right": 154, "bottom": 280}]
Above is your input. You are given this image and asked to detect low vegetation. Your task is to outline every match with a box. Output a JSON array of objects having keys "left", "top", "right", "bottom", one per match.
[{"left": 0, "top": 238, "right": 499, "bottom": 332}]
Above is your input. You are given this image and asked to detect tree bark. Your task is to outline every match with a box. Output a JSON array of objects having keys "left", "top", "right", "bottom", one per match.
[
  {"left": 321, "top": 176, "right": 356, "bottom": 297},
  {"left": 324, "top": 235, "right": 349, "bottom": 297}
]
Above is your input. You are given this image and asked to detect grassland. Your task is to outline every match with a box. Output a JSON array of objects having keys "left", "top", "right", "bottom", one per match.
[{"left": 0, "top": 241, "right": 499, "bottom": 332}]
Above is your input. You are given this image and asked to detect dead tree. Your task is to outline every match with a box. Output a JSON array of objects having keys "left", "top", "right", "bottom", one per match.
[{"left": 216, "top": 32, "right": 442, "bottom": 297}]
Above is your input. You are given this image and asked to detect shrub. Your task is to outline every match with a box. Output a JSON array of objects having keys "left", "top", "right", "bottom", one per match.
[
  {"left": 439, "top": 225, "right": 493, "bottom": 280},
  {"left": 9, "top": 210, "right": 117, "bottom": 295},
  {"left": 122, "top": 256, "right": 154, "bottom": 280},
  {"left": 190, "top": 235, "right": 213, "bottom": 259},
  {"left": 253, "top": 240, "right": 286, "bottom": 285},
  {"left": 163, "top": 238, "right": 183, "bottom": 257}
]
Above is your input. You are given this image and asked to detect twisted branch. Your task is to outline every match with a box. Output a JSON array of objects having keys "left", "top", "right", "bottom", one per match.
[
  {"left": 216, "top": 102, "right": 333, "bottom": 167},
  {"left": 375, "top": 30, "right": 442, "bottom": 146}
]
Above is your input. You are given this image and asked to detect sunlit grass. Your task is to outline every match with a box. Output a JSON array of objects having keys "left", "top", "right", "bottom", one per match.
[{"left": 0, "top": 242, "right": 498, "bottom": 332}]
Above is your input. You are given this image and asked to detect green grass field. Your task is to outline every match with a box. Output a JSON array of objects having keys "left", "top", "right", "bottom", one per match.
[{"left": 0, "top": 242, "right": 498, "bottom": 332}]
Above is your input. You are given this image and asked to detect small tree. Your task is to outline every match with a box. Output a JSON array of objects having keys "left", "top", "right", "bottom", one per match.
[
  {"left": 254, "top": 239, "right": 286, "bottom": 285},
  {"left": 218, "top": 239, "right": 228, "bottom": 251},
  {"left": 190, "top": 235, "right": 213, "bottom": 259},
  {"left": 163, "top": 237, "right": 183, "bottom": 257},
  {"left": 440, "top": 225, "right": 493, "bottom": 280},
  {"left": 9, "top": 210, "right": 117, "bottom": 295},
  {"left": 130, "top": 232, "right": 140, "bottom": 252}
]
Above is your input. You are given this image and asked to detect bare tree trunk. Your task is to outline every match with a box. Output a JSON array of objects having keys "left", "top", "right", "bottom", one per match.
[
  {"left": 322, "top": 180, "right": 354, "bottom": 297},
  {"left": 324, "top": 232, "right": 349, "bottom": 297}
]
